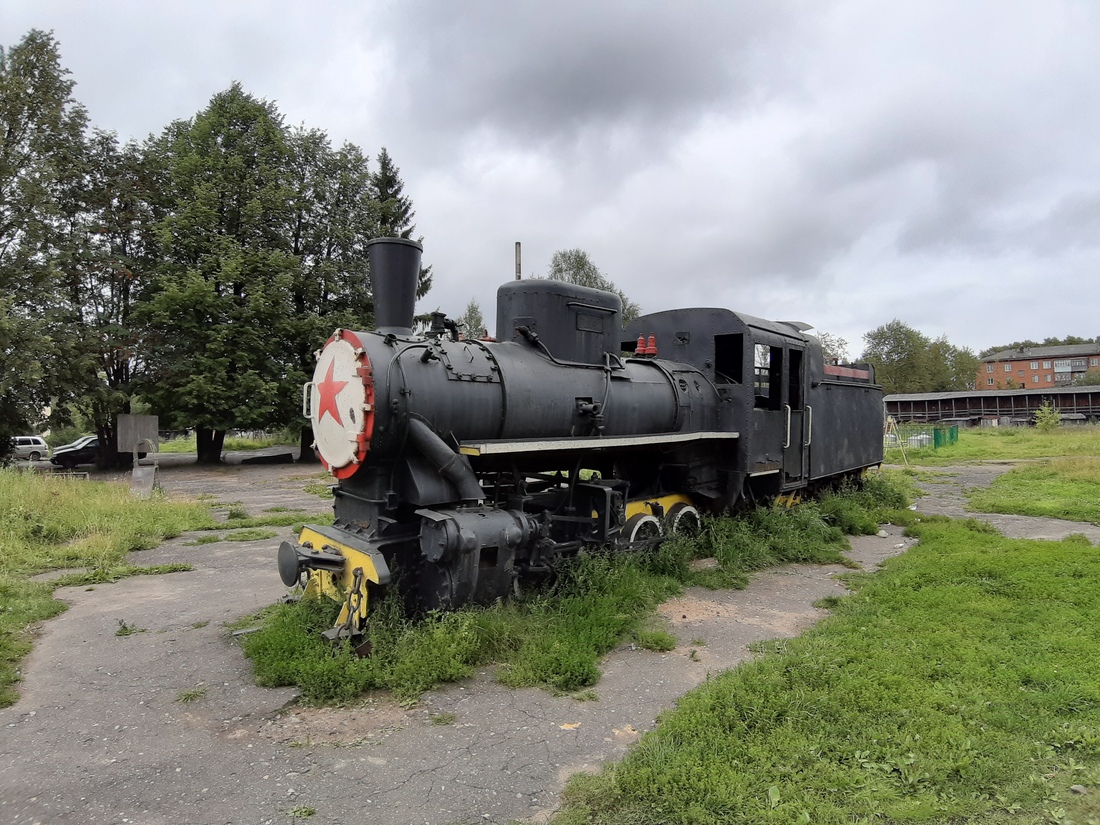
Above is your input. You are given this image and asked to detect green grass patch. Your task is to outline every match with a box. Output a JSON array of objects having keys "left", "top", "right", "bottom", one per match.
[
  {"left": 553, "top": 518, "right": 1100, "bottom": 824},
  {"left": 0, "top": 469, "right": 217, "bottom": 706},
  {"left": 223, "top": 528, "right": 279, "bottom": 542},
  {"left": 303, "top": 481, "right": 335, "bottom": 499},
  {"left": 892, "top": 424, "right": 1100, "bottom": 466},
  {"left": 185, "top": 534, "right": 224, "bottom": 546},
  {"left": 159, "top": 432, "right": 297, "bottom": 453},
  {"left": 241, "top": 476, "right": 909, "bottom": 706},
  {"left": 968, "top": 456, "right": 1100, "bottom": 524}
]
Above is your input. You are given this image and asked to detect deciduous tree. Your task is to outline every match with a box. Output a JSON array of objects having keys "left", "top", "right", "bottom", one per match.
[
  {"left": 546, "top": 248, "right": 641, "bottom": 324},
  {"left": 135, "top": 83, "right": 298, "bottom": 463},
  {"left": 861, "top": 320, "right": 976, "bottom": 395}
]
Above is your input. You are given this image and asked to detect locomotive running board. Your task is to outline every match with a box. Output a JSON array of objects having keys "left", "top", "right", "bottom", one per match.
[{"left": 459, "top": 431, "right": 738, "bottom": 456}]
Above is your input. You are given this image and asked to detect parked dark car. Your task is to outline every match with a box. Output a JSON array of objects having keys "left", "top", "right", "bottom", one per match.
[{"left": 50, "top": 436, "right": 99, "bottom": 469}]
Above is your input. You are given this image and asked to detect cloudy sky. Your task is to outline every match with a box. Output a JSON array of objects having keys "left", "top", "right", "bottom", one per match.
[{"left": 7, "top": 0, "right": 1100, "bottom": 356}]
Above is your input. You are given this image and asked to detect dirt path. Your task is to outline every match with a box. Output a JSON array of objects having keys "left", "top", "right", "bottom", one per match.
[{"left": 0, "top": 458, "right": 1071, "bottom": 825}]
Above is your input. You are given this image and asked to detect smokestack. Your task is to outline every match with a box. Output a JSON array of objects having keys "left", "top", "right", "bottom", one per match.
[
  {"left": 368, "top": 237, "right": 422, "bottom": 335},
  {"left": 515, "top": 241, "right": 521, "bottom": 280}
]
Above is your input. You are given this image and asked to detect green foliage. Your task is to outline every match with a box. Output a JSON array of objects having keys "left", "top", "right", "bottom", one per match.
[
  {"left": 861, "top": 319, "right": 978, "bottom": 394},
  {"left": 0, "top": 30, "right": 91, "bottom": 450},
  {"left": 547, "top": 248, "right": 642, "bottom": 324},
  {"left": 456, "top": 298, "right": 487, "bottom": 339},
  {"left": 556, "top": 520, "right": 1100, "bottom": 824},
  {"left": 135, "top": 83, "right": 299, "bottom": 449},
  {"left": 815, "top": 331, "right": 849, "bottom": 362},
  {"left": 1034, "top": 400, "right": 1061, "bottom": 432}
]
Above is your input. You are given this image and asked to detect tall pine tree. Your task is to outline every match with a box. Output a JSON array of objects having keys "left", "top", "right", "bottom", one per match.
[{"left": 369, "top": 147, "right": 432, "bottom": 298}]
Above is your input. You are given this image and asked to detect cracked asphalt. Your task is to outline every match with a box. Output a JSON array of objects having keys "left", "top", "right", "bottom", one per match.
[{"left": 2, "top": 456, "right": 1055, "bottom": 825}]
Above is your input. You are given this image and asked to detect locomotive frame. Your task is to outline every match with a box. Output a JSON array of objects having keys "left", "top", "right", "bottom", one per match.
[{"left": 277, "top": 238, "right": 883, "bottom": 637}]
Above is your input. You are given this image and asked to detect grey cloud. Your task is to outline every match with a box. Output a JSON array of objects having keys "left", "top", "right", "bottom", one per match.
[{"left": 377, "top": 1, "right": 817, "bottom": 148}]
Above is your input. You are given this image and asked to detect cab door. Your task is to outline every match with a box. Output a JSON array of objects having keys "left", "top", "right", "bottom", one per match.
[
  {"left": 752, "top": 341, "right": 807, "bottom": 488},
  {"left": 782, "top": 348, "right": 806, "bottom": 485}
]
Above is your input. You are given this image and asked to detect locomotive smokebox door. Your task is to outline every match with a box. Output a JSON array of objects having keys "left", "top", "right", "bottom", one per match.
[{"left": 309, "top": 329, "right": 376, "bottom": 478}]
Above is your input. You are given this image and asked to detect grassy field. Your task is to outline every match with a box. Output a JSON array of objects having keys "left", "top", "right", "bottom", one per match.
[
  {"left": 0, "top": 468, "right": 329, "bottom": 707},
  {"left": 887, "top": 424, "right": 1100, "bottom": 466},
  {"left": 967, "top": 456, "right": 1100, "bottom": 524},
  {"left": 554, "top": 519, "right": 1100, "bottom": 824}
]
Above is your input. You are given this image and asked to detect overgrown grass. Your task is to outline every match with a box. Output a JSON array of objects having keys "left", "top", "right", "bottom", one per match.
[
  {"left": 968, "top": 456, "right": 1100, "bottom": 524},
  {"left": 890, "top": 424, "right": 1100, "bottom": 466},
  {"left": 0, "top": 469, "right": 214, "bottom": 706},
  {"left": 554, "top": 521, "right": 1100, "bottom": 824},
  {"left": 241, "top": 476, "right": 911, "bottom": 706}
]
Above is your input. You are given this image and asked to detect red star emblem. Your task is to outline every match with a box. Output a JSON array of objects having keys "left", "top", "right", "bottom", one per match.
[{"left": 316, "top": 360, "right": 349, "bottom": 425}]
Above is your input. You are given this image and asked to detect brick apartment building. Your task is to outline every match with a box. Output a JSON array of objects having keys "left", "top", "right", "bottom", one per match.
[{"left": 977, "top": 344, "right": 1100, "bottom": 390}]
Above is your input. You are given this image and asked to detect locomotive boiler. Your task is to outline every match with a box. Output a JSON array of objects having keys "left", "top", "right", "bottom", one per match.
[{"left": 277, "top": 238, "right": 883, "bottom": 637}]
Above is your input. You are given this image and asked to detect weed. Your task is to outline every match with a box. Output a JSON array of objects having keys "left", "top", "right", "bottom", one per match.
[
  {"left": 115, "top": 619, "right": 145, "bottom": 637},
  {"left": 431, "top": 712, "right": 457, "bottom": 725},
  {"left": 286, "top": 807, "right": 315, "bottom": 819},
  {"left": 688, "top": 649, "right": 701, "bottom": 662},
  {"left": 191, "top": 620, "right": 209, "bottom": 629},
  {"left": 690, "top": 638, "right": 706, "bottom": 646},
  {"left": 225, "top": 504, "right": 249, "bottom": 520},
  {"left": 635, "top": 627, "right": 677, "bottom": 652},
  {"left": 223, "top": 528, "right": 278, "bottom": 542},
  {"left": 177, "top": 686, "right": 207, "bottom": 703},
  {"left": 303, "top": 481, "right": 335, "bottom": 499},
  {"left": 572, "top": 690, "right": 599, "bottom": 702},
  {"left": 185, "top": 535, "right": 223, "bottom": 545}
]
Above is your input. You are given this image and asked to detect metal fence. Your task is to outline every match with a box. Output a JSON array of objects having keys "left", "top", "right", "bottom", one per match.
[{"left": 885, "top": 423, "right": 959, "bottom": 452}]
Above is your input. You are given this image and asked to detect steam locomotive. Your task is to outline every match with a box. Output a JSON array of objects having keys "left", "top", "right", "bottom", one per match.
[{"left": 277, "top": 238, "right": 883, "bottom": 636}]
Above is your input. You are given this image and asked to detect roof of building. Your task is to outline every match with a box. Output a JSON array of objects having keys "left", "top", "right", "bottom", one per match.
[
  {"left": 884, "top": 384, "right": 1100, "bottom": 402},
  {"left": 983, "top": 344, "right": 1100, "bottom": 362}
]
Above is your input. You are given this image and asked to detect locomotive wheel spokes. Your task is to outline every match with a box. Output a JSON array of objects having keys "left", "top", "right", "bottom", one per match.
[
  {"left": 622, "top": 513, "right": 662, "bottom": 548},
  {"left": 666, "top": 503, "right": 701, "bottom": 536}
]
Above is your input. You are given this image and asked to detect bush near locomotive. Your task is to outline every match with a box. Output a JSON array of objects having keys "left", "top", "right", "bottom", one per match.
[{"left": 278, "top": 238, "right": 883, "bottom": 638}]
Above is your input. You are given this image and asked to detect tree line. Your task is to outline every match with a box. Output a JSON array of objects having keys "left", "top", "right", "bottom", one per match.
[
  {"left": 1, "top": 30, "right": 428, "bottom": 464},
  {"left": 4, "top": 31, "right": 1082, "bottom": 464}
]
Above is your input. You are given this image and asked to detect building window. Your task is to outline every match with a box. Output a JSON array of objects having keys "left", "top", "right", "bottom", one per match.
[
  {"left": 1004, "top": 364, "right": 1011, "bottom": 372},
  {"left": 987, "top": 377, "right": 994, "bottom": 386},
  {"left": 1045, "top": 374, "right": 1052, "bottom": 382},
  {"left": 1030, "top": 361, "right": 1039, "bottom": 369},
  {"left": 986, "top": 364, "right": 994, "bottom": 373},
  {"left": 1018, "top": 370, "right": 1024, "bottom": 376},
  {"left": 1032, "top": 376, "right": 1039, "bottom": 383},
  {"left": 1044, "top": 361, "right": 1051, "bottom": 369},
  {"left": 1093, "top": 358, "right": 1099, "bottom": 366}
]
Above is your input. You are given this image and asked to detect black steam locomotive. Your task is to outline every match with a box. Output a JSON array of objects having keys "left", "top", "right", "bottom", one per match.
[{"left": 278, "top": 238, "right": 883, "bottom": 635}]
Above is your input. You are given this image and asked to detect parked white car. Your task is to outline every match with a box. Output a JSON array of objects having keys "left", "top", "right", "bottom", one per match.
[{"left": 10, "top": 436, "right": 50, "bottom": 461}]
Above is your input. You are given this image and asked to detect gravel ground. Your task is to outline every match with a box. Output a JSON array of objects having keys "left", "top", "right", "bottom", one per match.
[{"left": 0, "top": 456, "right": 1076, "bottom": 825}]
